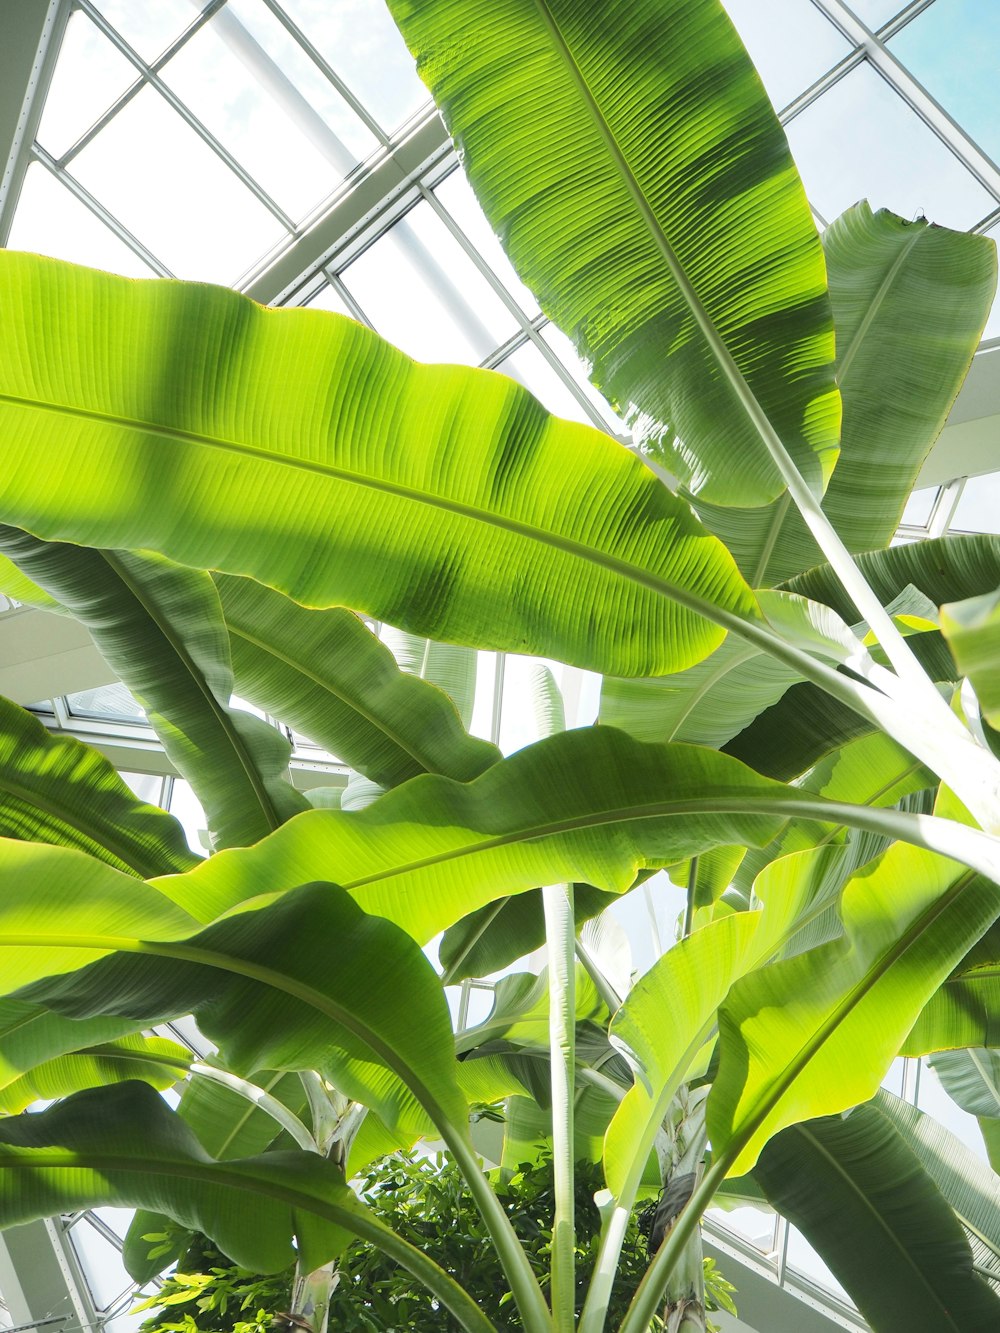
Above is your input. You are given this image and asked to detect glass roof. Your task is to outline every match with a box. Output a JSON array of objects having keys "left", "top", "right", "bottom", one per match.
[
  {"left": 7, "top": 0, "right": 1000, "bottom": 342},
  {"left": 3, "top": 3, "right": 1000, "bottom": 1328}
]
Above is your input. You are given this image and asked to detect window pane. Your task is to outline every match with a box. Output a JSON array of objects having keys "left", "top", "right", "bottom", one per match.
[
  {"left": 434, "top": 169, "right": 540, "bottom": 317},
  {"left": 541, "top": 325, "right": 624, "bottom": 433},
  {"left": 65, "top": 683, "right": 147, "bottom": 723},
  {"left": 949, "top": 471, "right": 1000, "bottom": 532},
  {"left": 276, "top": 0, "right": 430, "bottom": 134},
  {"left": 88, "top": 0, "right": 204, "bottom": 62},
  {"left": 900, "top": 485, "right": 938, "bottom": 528},
  {"left": 35, "top": 11, "right": 136, "bottom": 157},
  {"left": 916, "top": 1059, "right": 988, "bottom": 1159},
  {"left": 342, "top": 200, "right": 519, "bottom": 363},
  {"left": 73, "top": 85, "right": 287, "bottom": 283},
  {"left": 167, "top": 777, "right": 210, "bottom": 853},
  {"left": 891, "top": 0, "right": 1000, "bottom": 167},
  {"left": 7, "top": 164, "right": 156, "bottom": 279},
  {"left": 785, "top": 62, "right": 994, "bottom": 230},
  {"left": 69, "top": 1218, "right": 132, "bottom": 1309},
  {"left": 162, "top": 0, "right": 378, "bottom": 221},
  {"left": 120, "top": 771, "right": 163, "bottom": 803},
  {"left": 303, "top": 281, "right": 353, "bottom": 316},
  {"left": 785, "top": 1225, "right": 850, "bottom": 1299},
  {"left": 850, "top": 0, "right": 909, "bottom": 28},
  {"left": 499, "top": 340, "right": 597, "bottom": 426},
  {"left": 706, "top": 1203, "right": 777, "bottom": 1254},
  {"left": 723, "top": 0, "right": 850, "bottom": 110}
]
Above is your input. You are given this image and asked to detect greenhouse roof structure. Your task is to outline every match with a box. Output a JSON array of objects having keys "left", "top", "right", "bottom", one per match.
[{"left": 0, "top": 3, "right": 999, "bottom": 1331}]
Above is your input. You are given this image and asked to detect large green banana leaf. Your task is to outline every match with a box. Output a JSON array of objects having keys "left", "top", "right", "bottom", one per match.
[
  {"left": 438, "top": 884, "right": 618, "bottom": 984},
  {"left": 0, "top": 1034, "right": 188, "bottom": 1114},
  {"left": 789, "top": 533, "right": 1000, "bottom": 624},
  {"left": 380, "top": 624, "right": 480, "bottom": 732},
  {"left": 708, "top": 790, "right": 1000, "bottom": 1178},
  {"left": 722, "top": 529, "right": 1000, "bottom": 779},
  {"left": 0, "top": 529, "right": 307, "bottom": 848},
  {"left": 903, "top": 932, "right": 1000, "bottom": 1056},
  {"left": 454, "top": 967, "right": 606, "bottom": 1058},
  {"left": 600, "top": 583, "right": 938, "bottom": 753},
  {"left": 0, "top": 692, "right": 197, "bottom": 876},
  {"left": 145, "top": 728, "right": 854, "bottom": 937},
  {"left": 0, "top": 1083, "right": 350, "bottom": 1274},
  {"left": 928, "top": 1048, "right": 1000, "bottom": 1171},
  {"left": 940, "top": 587, "right": 1000, "bottom": 726},
  {"left": 0, "top": 252, "right": 756, "bottom": 679},
  {"left": 152, "top": 727, "right": 1000, "bottom": 942},
  {"left": 215, "top": 574, "right": 498, "bottom": 785},
  {"left": 176, "top": 1064, "right": 313, "bottom": 1160},
  {"left": 753, "top": 1101, "right": 1000, "bottom": 1332},
  {"left": 7, "top": 874, "right": 469, "bottom": 1146},
  {"left": 603, "top": 914, "right": 760, "bottom": 1216},
  {"left": 735, "top": 729, "right": 933, "bottom": 901},
  {"left": 0, "top": 1082, "right": 492, "bottom": 1331},
  {"left": 694, "top": 204, "right": 996, "bottom": 584},
  {"left": 877, "top": 1089, "right": 1000, "bottom": 1285},
  {"left": 0, "top": 997, "right": 165, "bottom": 1100},
  {"left": 388, "top": 0, "right": 839, "bottom": 507}
]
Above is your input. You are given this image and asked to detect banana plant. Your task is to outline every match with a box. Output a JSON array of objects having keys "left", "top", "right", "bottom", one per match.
[{"left": 0, "top": 1, "right": 999, "bottom": 1331}]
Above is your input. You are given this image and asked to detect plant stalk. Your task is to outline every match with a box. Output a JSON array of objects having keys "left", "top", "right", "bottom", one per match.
[
  {"left": 290, "top": 1261, "right": 336, "bottom": 1333},
  {"left": 544, "top": 883, "right": 577, "bottom": 1331},
  {"left": 619, "top": 1159, "right": 728, "bottom": 1333}
]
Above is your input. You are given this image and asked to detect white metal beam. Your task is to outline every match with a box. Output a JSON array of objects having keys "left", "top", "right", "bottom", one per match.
[{"left": 0, "top": 0, "right": 69, "bottom": 243}]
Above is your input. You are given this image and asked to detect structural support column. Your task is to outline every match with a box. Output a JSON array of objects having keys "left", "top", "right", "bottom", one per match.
[{"left": 0, "top": 0, "right": 69, "bottom": 242}]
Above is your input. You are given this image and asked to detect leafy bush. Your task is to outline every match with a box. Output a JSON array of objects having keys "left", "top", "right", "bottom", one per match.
[{"left": 136, "top": 1155, "right": 736, "bottom": 1332}]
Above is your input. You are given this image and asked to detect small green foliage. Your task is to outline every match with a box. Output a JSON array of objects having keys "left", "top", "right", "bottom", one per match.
[
  {"left": 135, "top": 1155, "right": 736, "bottom": 1332},
  {"left": 135, "top": 1234, "right": 291, "bottom": 1333}
]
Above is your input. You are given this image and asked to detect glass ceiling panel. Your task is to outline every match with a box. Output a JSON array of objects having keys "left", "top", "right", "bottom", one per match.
[
  {"left": 433, "top": 169, "right": 540, "bottom": 318},
  {"left": 499, "top": 340, "right": 594, "bottom": 425},
  {"left": 69, "top": 1217, "right": 133, "bottom": 1310},
  {"left": 87, "top": 0, "right": 207, "bottom": 63},
  {"left": 34, "top": 10, "right": 136, "bottom": 157},
  {"left": 275, "top": 0, "right": 431, "bottom": 135},
  {"left": 6, "top": 163, "right": 156, "bottom": 277},
  {"left": 890, "top": 0, "right": 1000, "bottom": 168},
  {"left": 161, "top": 0, "right": 378, "bottom": 221},
  {"left": 721, "top": 0, "right": 850, "bottom": 110},
  {"left": 341, "top": 198, "right": 520, "bottom": 364},
  {"left": 72, "top": 83, "right": 286, "bottom": 281},
  {"left": 784, "top": 59, "right": 995, "bottom": 229},
  {"left": 850, "top": 0, "right": 911, "bottom": 28},
  {"left": 900, "top": 484, "right": 938, "bottom": 527}
]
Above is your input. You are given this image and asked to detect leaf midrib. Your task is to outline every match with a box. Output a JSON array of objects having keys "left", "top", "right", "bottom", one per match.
[
  {"left": 0, "top": 388, "right": 753, "bottom": 647},
  {"left": 226, "top": 622, "right": 435, "bottom": 773},
  {"left": 751, "top": 227, "right": 923, "bottom": 586},
  {"left": 2, "top": 932, "right": 459, "bottom": 1142},
  {"left": 726, "top": 868, "right": 987, "bottom": 1173},
  {"left": 100, "top": 552, "right": 283, "bottom": 836},
  {"left": 790, "top": 1120, "right": 964, "bottom": 1330}
]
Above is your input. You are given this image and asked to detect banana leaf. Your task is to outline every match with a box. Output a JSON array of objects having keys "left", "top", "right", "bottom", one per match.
[
  {"left": 753, "top": 1099, "right": 1000, "bottom": 1331},
  {"left": 695, "top": 203, "right": 996, "bottom": 583},
  {"left": 0, "top": 692, "right": 196, "bottom": 876},
  {"left": 215, "top": 573, "right": 498, "bottom": 785},
  {"left": 0, "top": 252, "right": 756, "bottom": 679},
  {"left": 0, "top": 529, "right": 307, "bottom": 849},
  {"left": 388, "top": 0, "right": 839, "bottom": 507}
]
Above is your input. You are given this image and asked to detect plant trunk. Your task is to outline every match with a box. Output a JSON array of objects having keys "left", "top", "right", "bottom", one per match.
[
  {"left": 655, "top": 1087, "right": 709, "bottom": 1333},
  {"left": 288, "top": 1076, "right": 367, "bottom": 1333},
  {"left": 290, "top": 1260, "right": 337, "bottom": 1333}
]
